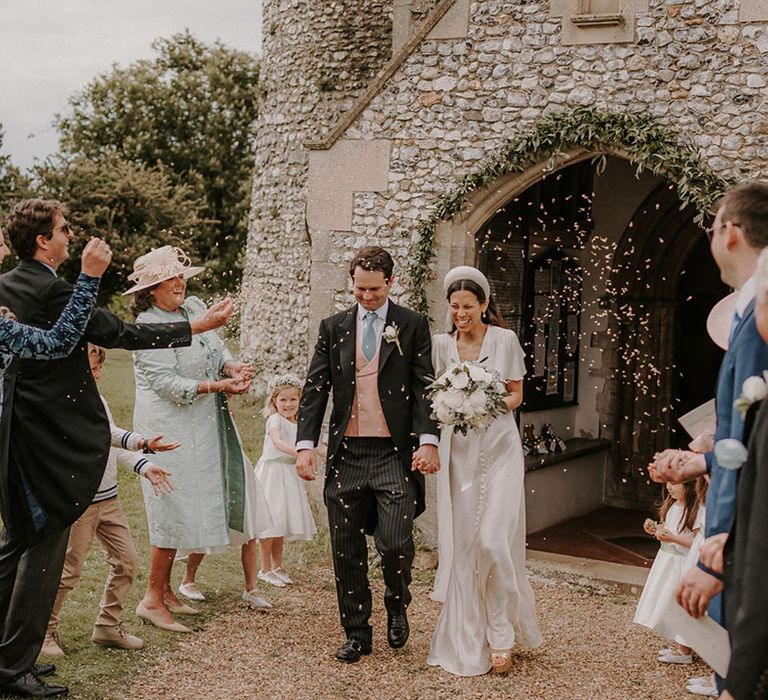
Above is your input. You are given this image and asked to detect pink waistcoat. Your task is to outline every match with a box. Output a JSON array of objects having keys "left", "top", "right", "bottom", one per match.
[{"left": 345, "top": 343, "right": 391, "bottom": 438}]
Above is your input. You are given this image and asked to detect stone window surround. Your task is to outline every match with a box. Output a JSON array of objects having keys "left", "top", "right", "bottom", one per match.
[{"left": 549, "top": 0, "right": 649, "bottom": 45}]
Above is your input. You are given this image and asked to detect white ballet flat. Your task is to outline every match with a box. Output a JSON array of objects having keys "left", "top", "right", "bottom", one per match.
[
  {"left": 178, "top": 582, "right": 206, "bottom": 601},
  {"left": 242, "top": 590, "right": 273, "bottom": 609},
  {"left": 659, "top": 651, "right": 693, "bottom": 664},
  {"left": 257, "top": 570, "right": 286, "bottom": 588},
  {"left": 272, "top": 568, "right": 294, "bottom": 585}
]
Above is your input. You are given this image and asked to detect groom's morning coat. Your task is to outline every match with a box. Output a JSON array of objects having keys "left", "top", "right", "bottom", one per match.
[
  {"left": 298, "top": 301, "right": 438, "bottom": 527},
  {"left": 0, "top": 260, "right": 192, "bottom": 538}
]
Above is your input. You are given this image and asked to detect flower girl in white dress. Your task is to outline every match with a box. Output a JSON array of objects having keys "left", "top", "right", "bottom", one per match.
[
  {"left": 255, "top": 375, "right": 319, "bottom": 587},
  {"left": 427, "top": 266, "right": 542, "bottom": 677},
  {"left": 634, "top": 479, "right": 706, "bottom": 663}
]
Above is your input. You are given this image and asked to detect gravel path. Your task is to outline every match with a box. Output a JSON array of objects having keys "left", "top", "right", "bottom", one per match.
[{"left": 126, "top": 562, "right": 707, "bottom": 700}]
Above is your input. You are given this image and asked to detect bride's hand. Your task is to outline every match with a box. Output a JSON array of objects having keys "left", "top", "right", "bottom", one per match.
[{"left": 412, "top": 444, "right": 440, "bottom": 474}]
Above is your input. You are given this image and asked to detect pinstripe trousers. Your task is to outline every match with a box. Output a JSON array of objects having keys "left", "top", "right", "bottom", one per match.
[
  {"left": 0, "top": 526, "right": 69, "bottom": 683},
  {"left": 325, "top": 437, "right": 416, "bottom": 644}
]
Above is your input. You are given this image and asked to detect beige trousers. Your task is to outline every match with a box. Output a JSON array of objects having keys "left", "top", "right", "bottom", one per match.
[{"left": 47, "top": 497, "right": 137, "bottom": 633}]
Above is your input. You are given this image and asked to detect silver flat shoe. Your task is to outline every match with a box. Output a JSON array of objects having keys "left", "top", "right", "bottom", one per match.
[{"left": 242, "top": 590, "right": 272, "bottom": 610}]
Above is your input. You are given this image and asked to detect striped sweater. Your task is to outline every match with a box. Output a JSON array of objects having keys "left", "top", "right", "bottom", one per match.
[{"left": 93, "top": 394, "right": 151, "bottom": 503}]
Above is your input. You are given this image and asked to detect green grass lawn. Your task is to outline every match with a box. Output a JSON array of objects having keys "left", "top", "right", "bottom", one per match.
[{"left": 37, "top": 348, "right": 327, "bottom": 699}]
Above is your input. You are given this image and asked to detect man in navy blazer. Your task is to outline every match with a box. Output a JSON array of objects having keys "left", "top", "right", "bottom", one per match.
[{"left": 650, "top": 182, "right": 768, "bottom": 622}]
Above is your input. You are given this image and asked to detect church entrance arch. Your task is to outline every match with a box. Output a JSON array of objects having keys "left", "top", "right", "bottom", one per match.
[{"left": 429, "top": 153, "right": 725, "bottom": 519}]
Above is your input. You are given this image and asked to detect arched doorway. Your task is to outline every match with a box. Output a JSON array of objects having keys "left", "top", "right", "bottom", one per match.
[{"left": 472, "top": 156, "right": 725, "bottom": 515}]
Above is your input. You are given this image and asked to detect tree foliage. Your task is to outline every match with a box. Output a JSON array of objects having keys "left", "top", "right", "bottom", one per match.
[
  {"left": 56, "top": 31, "right": 260, "bottom": 289},
  {"left": 34, "top": 154, "right": 211, "bottom": 301},
  {"left": 0, "top": 128, "right": 34, "bottom": 217}
]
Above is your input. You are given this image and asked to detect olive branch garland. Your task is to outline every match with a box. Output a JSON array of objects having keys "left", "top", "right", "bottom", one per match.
[{"left": 407, "top": 106, "right": 731, "bottom": 316}]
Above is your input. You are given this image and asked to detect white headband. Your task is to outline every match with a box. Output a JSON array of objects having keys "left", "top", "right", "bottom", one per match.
[{"left": 443, "top": 266, "right": 491, "bottom": 299}]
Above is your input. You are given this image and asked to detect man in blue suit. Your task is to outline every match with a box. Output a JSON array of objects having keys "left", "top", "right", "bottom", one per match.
[{"left": 650, "top": 182, "right": 768, "bottom": 635}]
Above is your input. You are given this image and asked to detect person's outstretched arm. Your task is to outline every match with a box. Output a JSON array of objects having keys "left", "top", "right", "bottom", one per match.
[{"left": 0, "top": 237, "right": 110, "bottom": 359}]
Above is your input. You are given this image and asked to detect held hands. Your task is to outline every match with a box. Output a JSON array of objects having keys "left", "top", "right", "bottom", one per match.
[
  {"left": 296, "top": 449, "right": 317, "bottom": 481},
  {"left": 142, "top": 465, "right": 173, "bottom": 496},
  {"left": 145, "top": 435, "right": 181, "bottom": 452},
  {"left": 80, "top": 238, "right": 113, "bottom": 278},
  {"left": 190, "top": 296, "right": 235, "bottom": 335},
  {"left": 412, "top": 444, "right": 440, "bottom": 474},
  {"left": 699, "top": 533, "right": 728, "bottom": 576},
  {"left": 648, "top": 449, "right": 706, "bottom": 483},
  {"left": 655, "top": 527, "right": 675, "bottom": 543},
  {"left": 675, "top": 564, "right": 724, "bottom": 618}
]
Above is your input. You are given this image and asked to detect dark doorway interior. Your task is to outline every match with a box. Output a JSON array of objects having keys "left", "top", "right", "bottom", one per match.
[
  {"left": 671, "top": 236, "right": 728, "bottom": 446},
  {"left": 527, "top": 507, "right": 657, "bottom": 567}
]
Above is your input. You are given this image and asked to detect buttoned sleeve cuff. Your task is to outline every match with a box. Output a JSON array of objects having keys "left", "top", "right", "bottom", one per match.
[
  {"left": 296, "top": 440, "right": 315, "bottom": 451},
  {"left": 419, "top": 434, "right": 439, "bottom": 447}
]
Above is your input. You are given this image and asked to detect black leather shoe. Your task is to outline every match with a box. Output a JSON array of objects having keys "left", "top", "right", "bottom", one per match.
[
  {"left": 32, "top": 664, "right": 56, "bottom": 678},
  {"left": 335, "top": 638, "right": 372, "bottom": 663},
  {"left": 387, "top": 612, "right": 409, "bottom": 649},
  {"left": 0, "top": 672, "right": 68, "bottom": 697}
]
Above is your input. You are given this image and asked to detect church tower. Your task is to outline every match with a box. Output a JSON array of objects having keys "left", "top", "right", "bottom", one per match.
[{"left": 241, "top": 1, "right": 397, "bottom": 381}]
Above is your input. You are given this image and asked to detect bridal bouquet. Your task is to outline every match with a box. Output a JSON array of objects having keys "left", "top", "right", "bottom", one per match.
[{"left": 427, "top": 360, "right": 509, "bottom": 436}]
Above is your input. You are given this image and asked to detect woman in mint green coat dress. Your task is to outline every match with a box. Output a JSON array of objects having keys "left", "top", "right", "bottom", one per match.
[{"left": 127, "top": 247, "right": 272, "bottom": 632}]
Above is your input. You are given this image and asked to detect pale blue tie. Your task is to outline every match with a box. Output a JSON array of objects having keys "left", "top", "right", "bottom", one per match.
[
  {"left": 362, "top": 312, "right": 378, "bottom": 362},
  {"left": 729, "top": 312, "right": 742, "bottom": 346}
]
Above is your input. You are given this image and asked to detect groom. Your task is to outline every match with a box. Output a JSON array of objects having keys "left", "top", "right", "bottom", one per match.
[{"left": 296, "top": 246, "right": 440, "bottom": 662}]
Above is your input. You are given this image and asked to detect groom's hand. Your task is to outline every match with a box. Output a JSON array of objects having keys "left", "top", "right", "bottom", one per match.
[
  {"left": 412, "top": 444, "right": 440, "bottom": 474},
  {"left": 296, "top": 449, "right": 317, "bottom": 481}
]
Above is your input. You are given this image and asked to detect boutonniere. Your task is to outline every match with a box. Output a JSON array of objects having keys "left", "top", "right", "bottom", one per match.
[
  {"left": 383, "top": 323, "right": 403, "bottom": 356},
  {"left": 734, "top": 371, "right": 768, "bottom": 416}
]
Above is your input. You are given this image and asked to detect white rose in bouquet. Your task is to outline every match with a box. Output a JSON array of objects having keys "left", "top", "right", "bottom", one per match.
[
  {"left": 435, "top": 403, "right": 453, "bottom": 423},
  {"left": 449, "top": 370, "right": 470, "bottom": 390},
  {"left": 468, "top": 365, "right": 490, "bottom": 383},
  {"left": 445, "top": 389, "right": 465, "bottom": 410},
  {"left": 469, "top": 388, "right": 488, "bottom": 411},
  {"left": 433, "top": 391, "right": 449, "bottom": 411}
]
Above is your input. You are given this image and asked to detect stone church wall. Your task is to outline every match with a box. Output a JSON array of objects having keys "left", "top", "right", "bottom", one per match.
[{"left": 244, "top": 0, "right": 768, "bottom": 385}]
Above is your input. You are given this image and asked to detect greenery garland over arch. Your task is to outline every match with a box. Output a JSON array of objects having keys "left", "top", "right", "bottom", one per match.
[{"left": 407, "top": 106, "right": 730, "bottom": 315}]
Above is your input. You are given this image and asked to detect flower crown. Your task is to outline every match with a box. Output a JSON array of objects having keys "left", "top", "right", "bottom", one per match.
[{"left": 269, "top": 373, "right": 304, "bottom": 394}]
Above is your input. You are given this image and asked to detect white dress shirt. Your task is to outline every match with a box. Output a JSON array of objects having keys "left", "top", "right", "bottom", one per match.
[{"left": 735, "top": 274, "right": 757, "bottom": 318}]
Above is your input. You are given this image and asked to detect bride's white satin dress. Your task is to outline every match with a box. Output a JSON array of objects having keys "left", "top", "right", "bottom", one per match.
[{"left": 427, "top": 326, "right": 543, "bottom": 676}]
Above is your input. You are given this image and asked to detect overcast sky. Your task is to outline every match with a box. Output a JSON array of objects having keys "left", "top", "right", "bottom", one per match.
[{"left": 0, "top": 0, "right": 262, "bottom": 169}]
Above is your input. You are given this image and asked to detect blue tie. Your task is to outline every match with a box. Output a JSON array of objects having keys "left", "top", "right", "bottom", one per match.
[
  {"left": 362, "top": 312, "right": 378, "bottom": 362},
  {"left": 729, "top": 312, "right": 742, "bottom": 346}
]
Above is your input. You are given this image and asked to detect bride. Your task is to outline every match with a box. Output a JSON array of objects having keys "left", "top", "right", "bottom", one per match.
[{"left": 427, "top": 265, "right": 542, "bottom": 676}]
